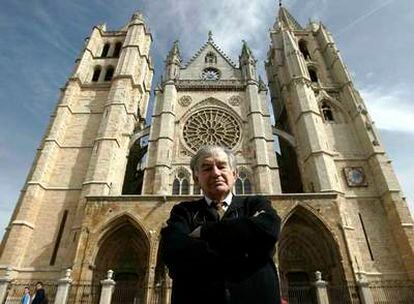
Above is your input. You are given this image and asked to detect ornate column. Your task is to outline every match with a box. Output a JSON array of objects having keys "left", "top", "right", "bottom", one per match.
[
  {"left": 0, "top": 268, "right": 12, "bottom": 304},
  {"left": 99, "top": 270, "right": 116, "bottom": 304},
  {"left": 314, "top": 271, "right": 329, "bottom": 304},
  {"left": 357, "top": 273, "right": 374, "bottom": 304},
  {"left": 54, "top": 268, "right": 73, "bottom": 304}
]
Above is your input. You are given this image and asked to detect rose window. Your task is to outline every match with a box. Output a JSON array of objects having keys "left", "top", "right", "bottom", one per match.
[
  {"left": 201, "top": 68, "right": 220, "bottom": 81},
  {"left": 183, "top": 108, "right": 241, "bottom": 151}
]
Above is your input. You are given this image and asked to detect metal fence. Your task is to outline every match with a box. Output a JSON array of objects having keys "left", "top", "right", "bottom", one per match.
[
  {"left": 4, "top": 280, "right": 57, "bottom": 304},
  {"left": 281, "top": 284, "right": 317, "bottom": 304},
  {"left": 327, "top": 282, "right": 360, "bottom": 304},
  {"left": 370, "top": 280, "right": 414, "bottom": 304},
  {"left": 4, "top": 278, "right": 413, "bottom": 304},
  {"left": 67, "top": 282, "right": 101, "bottom": 304},
  {"left": 111, "top": 282, "right": 142, "bottom": 304}
]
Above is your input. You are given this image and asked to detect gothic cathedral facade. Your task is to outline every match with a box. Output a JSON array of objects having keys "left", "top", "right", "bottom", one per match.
[{"left": 1, "top": 6, "right": 413, "bottom": 304}]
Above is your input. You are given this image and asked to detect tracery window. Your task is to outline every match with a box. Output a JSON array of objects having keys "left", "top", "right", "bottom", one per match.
[
  {"left": 235, "top": 171, "right": 252, "bottom": 194},
  {"left": 172, "top": 171, "right": 190, "bottom": 195},
  {"left": 183, "top": 108, "right": 241, "bottom": 152},
  {"left": 205, "top": 52, "right": 217, "bottom": 64}
]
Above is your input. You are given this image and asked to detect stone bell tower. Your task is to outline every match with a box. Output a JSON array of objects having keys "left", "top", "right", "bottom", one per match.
[
  {"left": 143, "top": 33, "right": 281, "bottom": 196},
  {"left": 266, "top": 5, "right": 414, "bottom": 279},
  {"left": 0, "top": 11, "right": 153, "bottom": 275}
]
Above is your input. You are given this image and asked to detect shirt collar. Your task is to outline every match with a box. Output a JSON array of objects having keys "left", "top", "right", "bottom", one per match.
[{"left": 204, "top": 192, "right": 233, "bottom": 207}]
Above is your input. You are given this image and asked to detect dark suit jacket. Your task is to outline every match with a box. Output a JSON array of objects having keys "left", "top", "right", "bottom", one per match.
[
  {"left": 31, "top": 289, "right": 46, "bottom": 304},
  {"left": 161, "top": 195, "right": 281, "bottom": 304}
]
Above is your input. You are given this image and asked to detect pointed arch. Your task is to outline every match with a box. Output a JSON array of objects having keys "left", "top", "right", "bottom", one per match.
[
  {"left": 171, "top": 167, "right": 191, "bottom": 195},
  {"left": 205, "top": 51, "right": 217, "bottom": 64},
  {"left": 93, "top": 213, "right": 151, "bottom": 304},
  {"left": 122, "top": 136, "right": 148, "bottom": 195},
  {"left": 316, "top": 90, "right": 350, "bottom": 123},
  {"left": 94, "top": 212, "right": 151, "bottom": 251},
  {"left": 182, "top": 97, "right": 242, "bottom": 119},
  {"left": 235, "top": 166, "right": 253, "bottom": 194},
  {"left": 321, "top": 101, "right": 335, "bottom": 122},
  {"left": 92, "top": 65, "right": 102, "bottom": 82},
  {"left": 104, "top": 66, "right": 115, "bottom": 81},
  {"left": 101, "top": 43, "right": 110, "bottom": 57},
  {"left": 278, "top": 204, "right": 346, "bottom": 300},
  {"left": 308, "top": 67, "right": 318, "bottom": 83},
  {"left": 113, "top": 42, "right": 123, "bottom": 58},
  {"left": 298, "top": 39, "right": 311, "bottom": 60}
]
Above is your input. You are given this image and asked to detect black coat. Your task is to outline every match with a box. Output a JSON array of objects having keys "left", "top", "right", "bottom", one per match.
[
  {"left": 161, "top": 195, "right": 281, "bottom": 304},
  {"left": 31, "top": 288, "right": 46, "bottom": 304}
]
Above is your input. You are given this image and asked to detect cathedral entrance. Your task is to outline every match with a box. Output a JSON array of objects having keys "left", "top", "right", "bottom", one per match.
[
  {"left": 93, "top": 217, "right": 150, "bottom": 304},
  {"left": 278, "top": 207, "right": 345, "bottom": 303}
]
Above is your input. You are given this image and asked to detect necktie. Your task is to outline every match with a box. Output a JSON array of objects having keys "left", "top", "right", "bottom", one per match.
[{"left": 212, "top": 201, "right": 226, "bottom": 220}]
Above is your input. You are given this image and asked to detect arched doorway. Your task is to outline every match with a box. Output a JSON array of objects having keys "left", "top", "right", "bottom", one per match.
[
  {"left": 278, "top": 207, "right": 346, "bottom": 303},
  {"left": 94, "top": 216, "right": 150, "bottom": 304}
]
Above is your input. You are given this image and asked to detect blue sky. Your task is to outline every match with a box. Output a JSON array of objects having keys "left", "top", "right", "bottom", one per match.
[{"left": 1, "top": 0, "right": 413, "bottom": 238}]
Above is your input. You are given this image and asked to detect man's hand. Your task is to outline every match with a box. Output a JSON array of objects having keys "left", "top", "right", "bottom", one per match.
[{"left": 189, "top": 226, "right": 202, "bottom": 238}]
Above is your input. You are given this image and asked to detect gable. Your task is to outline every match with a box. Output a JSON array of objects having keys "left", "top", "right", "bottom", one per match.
[{"left": 180, "top": 42, "right": 241, "bottom": 81}]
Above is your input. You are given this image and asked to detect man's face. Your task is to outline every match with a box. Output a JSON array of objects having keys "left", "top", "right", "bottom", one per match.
[
  {"left": 194, "top": 149, "right": 237, "bottom": 201},
  {"left": 36, "top": 284, "right": 42, "bottom": 290}
]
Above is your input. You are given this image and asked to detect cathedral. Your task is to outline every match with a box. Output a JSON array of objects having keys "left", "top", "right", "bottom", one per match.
[{"left": 0, "top": 4, "right": 413, "bottom": 304}]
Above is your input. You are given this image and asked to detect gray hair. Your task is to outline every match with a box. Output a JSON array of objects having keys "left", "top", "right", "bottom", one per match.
[{"left": 190, "top": 145, "right": 237, "bottom": 175}]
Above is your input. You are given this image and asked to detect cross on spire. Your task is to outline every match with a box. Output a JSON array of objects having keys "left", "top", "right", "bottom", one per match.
[{"left": 208, "top": 30, "right": 213, "bottom": 42}]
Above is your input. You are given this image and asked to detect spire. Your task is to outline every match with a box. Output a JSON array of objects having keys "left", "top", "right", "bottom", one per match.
[
  {"left": 277, "top": 6, "right": 303, "bottom": 30},
  {"left": 131, "top": 11, "right": 145, "bottom": 22},
  {"left": 241, "top": 40, "right": 254, "bottom": 59},
  {"left": 208, "top": 30, "right": 213, "bottom": 42},
  {"left": 164, "top": 40, "right": 181, "bottom": 81},
  {"left": 166, "top": 40, "right": 181, "bottom": 64},
  {"left": 239, "top": 40, "right": 257, "bottom": 80},
  {"left": 258, "top": 75, "right": 267, "bottom": 91}
]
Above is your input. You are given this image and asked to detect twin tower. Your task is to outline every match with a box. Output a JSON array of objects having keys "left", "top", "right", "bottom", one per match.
[{"left": 1, "top": 6, "right": 413, "bottom": 304}]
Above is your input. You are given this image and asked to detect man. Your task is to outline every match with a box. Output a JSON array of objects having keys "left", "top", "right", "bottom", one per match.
[
  {"left": 161, "top": 145, "right": 281, "bottom": 304},
  {"left": 31, "top": 282, "right": 47, "bottom": 304}
]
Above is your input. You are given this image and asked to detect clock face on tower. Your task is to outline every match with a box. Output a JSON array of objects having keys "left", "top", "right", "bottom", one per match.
[
  {"left": 201, "top": 68, "right": 220, "bottom": 81},
  {"left": 343, "top": 167, "right": 368, "bottom": 187}
]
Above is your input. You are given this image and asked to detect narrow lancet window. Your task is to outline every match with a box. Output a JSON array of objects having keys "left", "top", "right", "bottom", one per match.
[
  {"left": 181, "top": 179, "right": 189, "bottom": 195},
  {"left": 104, "top": 66, "right": 114, "bottom": 81},
  {"left": 101, "top": 43, "right": 110, "bottom": 57},
  {"left": 92, "top": 66, "right": 101, "bottom": 82},
  {"left": 113, "top": 42, "right": 122, "bottom": 58},
  {"left": 172, "top": 178, "right": 180, "bottom": 195},
  {"left": 321, "top": 102, "right": 334, "bottom": 122},
  {"left": 299, "top": 40, "right": 311, "bottom": 60},
  {"left": 205, "top": 52, "right": 217, "bottom": 64},
  {"left": 308, "top": 68, "right": 318, "bottom": 83}
]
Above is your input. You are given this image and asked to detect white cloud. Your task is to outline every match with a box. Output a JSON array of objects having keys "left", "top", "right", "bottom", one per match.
[
  {"left": 360, "top": 85, "right": 414, "bottom": 133},
  {"left": 146, "top": 0, "right": 274, "bottom": 61}
]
